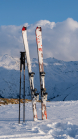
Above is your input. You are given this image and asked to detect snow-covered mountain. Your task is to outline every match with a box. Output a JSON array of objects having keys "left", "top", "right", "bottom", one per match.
[{"left": 0, "top": 54, "right": 78, "bottom": 101}]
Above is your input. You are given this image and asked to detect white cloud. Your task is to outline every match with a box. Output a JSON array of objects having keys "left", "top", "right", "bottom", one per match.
[{"left": 0, "top": 18, "right": 78, "bottom": 61}]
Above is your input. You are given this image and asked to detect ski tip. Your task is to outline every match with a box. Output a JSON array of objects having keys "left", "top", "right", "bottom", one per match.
[
  {"left": 22, "top": 26, "right": 27, "bottom": 31},
  {"left": 36, "top": 26, "right": 42, "bottom": 31}
]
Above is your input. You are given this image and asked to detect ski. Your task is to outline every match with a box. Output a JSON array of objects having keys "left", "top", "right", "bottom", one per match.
[
  {"left": 35, "top": 26, "right": 48, "bottom": 120},
  {"left": 22, "top": 26, "right": 39, "bottom": 121}
]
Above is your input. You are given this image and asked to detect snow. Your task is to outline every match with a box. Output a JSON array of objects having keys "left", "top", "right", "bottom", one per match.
[
  {"left": 0, "top": 101, "right": 78, "bottom": 138},
  {"left": 0, "top": 54, "right": 78, "bottom": 138},
  {"left": 0, "top": 54, "right": 78, "bottom": 101}
]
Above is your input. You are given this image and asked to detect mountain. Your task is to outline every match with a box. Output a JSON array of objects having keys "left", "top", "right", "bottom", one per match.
[{"left": 0, "top": 54, "right": 78, "bottom": 101}]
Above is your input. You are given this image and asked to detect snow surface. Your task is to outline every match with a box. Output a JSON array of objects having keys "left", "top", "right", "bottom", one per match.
[
  {"left": 0, "top": 101, "right": 78, "bottom": 138},
  {"left": 0, "top": 54, "right": 78, "bottom": 101}
]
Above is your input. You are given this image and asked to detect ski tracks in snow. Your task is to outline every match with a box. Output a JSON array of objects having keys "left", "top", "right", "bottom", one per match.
[
  {"left": 0, "top": 122, "right": 78, "bottom": 139},
  {"left": 0, "top": 102, "right": 78, "bottom": 138}
]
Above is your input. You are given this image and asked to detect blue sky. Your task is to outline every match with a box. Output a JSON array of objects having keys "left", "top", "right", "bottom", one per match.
[
  {"left": 1, "top": 0, "right": 78, "bottom": 61},
  {"left": 0, "top": 0, "right": 78, "bottom": 26}
]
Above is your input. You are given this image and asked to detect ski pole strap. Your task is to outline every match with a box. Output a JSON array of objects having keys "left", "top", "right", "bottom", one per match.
[
  {"left": 20, "top": 52, "right": 25, "bottom": 64},
  {"left": 20, "top": 52, "right": 25, "bottom": 70}
]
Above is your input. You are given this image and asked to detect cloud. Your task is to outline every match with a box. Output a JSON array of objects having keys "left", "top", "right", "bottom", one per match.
[{"left": 0, "top": 18, "right": 78, "bottom": 61}]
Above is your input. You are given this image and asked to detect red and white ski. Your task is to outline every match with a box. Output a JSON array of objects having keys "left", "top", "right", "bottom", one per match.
[
  {"left": 35, "top": 26, "right": 48, "bottom": 120},
  {"left": 22, "top": 26, "right": 39, "bottom": 121}
]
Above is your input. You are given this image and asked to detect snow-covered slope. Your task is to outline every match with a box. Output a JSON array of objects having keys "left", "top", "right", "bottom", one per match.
[
  {"left": 0, "top": 101, "right": 78, "bottom": 138},
  {"left": 0, "top": 54, "right": 78, "bottom": 101}
]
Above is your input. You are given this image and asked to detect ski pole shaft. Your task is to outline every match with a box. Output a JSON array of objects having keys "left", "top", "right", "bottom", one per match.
[
  {"left": 23, "top": 68, "right": 25, "bottom": 122},
  {"left": 19, "top": 57, "right": 22, "bottom": 124}
]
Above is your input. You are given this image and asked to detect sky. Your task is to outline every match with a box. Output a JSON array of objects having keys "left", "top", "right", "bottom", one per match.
[
  {"left": 0, "top": 0, "right": 78, "bottom": 26},
  {"left": 0, "top": 0, "right": 78, "bottom": 61}
]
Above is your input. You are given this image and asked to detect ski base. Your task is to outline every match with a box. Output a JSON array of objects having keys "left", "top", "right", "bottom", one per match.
[
  {"left": 41, "top": 91, "right": 48, "bottom": 120},
  {"left": 29, "top": 72, "right": 39, "bottom": 121},
  {"left": 32, "top": 91, "right": 39, "bottom": 121},
  {"left": 22, "top": 26, "right": 39, "bottom": 121},
  {"left": 35, "top": 26, "right": 48, "bottom": 120}
]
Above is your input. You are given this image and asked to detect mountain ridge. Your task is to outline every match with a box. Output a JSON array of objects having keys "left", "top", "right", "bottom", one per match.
[{"left": 0, "top": 54, "right": 78, "bottom": 101}]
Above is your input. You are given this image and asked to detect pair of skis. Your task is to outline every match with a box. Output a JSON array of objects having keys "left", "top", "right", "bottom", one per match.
[{"left": 22, "top": 26, "right": 48, "bottom": 121}]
